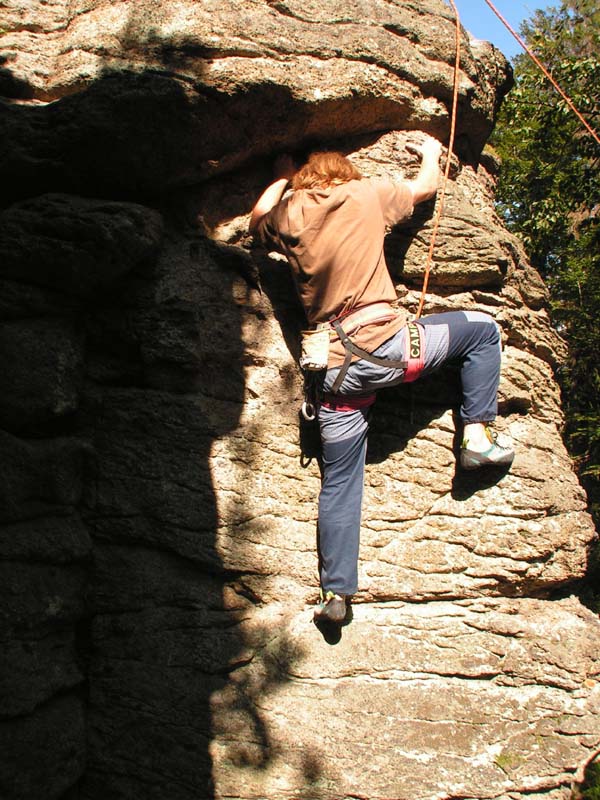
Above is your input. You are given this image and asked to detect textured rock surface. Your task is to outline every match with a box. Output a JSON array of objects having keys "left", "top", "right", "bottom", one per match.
[
  {"left": 0, "top": 2, "right": 599, "bottom": 800},
  {"left": 0, "top": 0, "right": 511, "bottom": 198}
]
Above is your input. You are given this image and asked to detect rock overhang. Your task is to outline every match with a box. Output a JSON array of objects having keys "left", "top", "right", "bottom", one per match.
[{"left": 0, "top": 0, "right": 513, "bottom": 198}]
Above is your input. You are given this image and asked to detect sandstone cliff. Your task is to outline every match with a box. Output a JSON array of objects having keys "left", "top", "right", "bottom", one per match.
[{"left": 0, "top": 1, "right": 599, "bottom": 799}]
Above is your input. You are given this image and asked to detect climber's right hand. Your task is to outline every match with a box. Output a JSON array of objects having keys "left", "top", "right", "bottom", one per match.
[{"left": 407, "top": 135, "right": 442, "bottom": 162}]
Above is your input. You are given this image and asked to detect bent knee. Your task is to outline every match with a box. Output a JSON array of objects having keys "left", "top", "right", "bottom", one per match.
[
  {"left": 463, "top": 310, "right": 496, "bottom": 326},
  {"left": 463, "top": 310, "right": 500, "bottom": 340}
]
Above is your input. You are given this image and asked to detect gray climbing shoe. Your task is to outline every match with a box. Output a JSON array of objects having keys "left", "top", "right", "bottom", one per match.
[
  {"left": 313, "top": 591, "right": 347, "bottom": 623},
  {"left": 460, "top": 427, "right": 515, "bottom": 470}
]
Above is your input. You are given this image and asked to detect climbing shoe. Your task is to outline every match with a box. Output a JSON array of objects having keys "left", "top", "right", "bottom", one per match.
[
  {"left": 460, "top": 427, "right": 515, "bottom": 470},
  {"left": 313, "top": 590, "right": 347, "bottom": 623}
]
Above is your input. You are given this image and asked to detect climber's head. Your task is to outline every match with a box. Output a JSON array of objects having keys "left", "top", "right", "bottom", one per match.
[{"left": 291, "top": 151, "right": 362, "bottom": 191}]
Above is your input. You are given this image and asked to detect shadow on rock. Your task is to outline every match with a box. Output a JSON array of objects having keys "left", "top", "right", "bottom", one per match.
[
  {"left": 77, "top": 224, "right": 293, "bottom": 799},
  {"left": 313, "top": 603, "right": 354, "bottom": 645},
  {"left": 450, "top": 462, "right": 512, "bottom": 500},
  {"left": 0, "top": 96, "right": 302, "bottom": 797}
]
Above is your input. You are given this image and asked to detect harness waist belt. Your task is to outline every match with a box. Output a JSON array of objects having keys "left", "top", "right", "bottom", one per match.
[{"left": 328, "top": 302, "right": 399, "bottom": 338}]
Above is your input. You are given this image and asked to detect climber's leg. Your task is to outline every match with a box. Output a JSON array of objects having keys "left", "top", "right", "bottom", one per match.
[
  {"left": 418, "top": 310, "right": 514, "bottom": 467},
  {"left": 317, "top": 403, "right": 370, "bottom": 599},
  {"left": 418, "top": 310, "right": 501, "bottom": 420}
]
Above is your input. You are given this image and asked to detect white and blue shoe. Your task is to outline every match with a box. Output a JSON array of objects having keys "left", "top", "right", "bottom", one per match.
[{"left": 460, "top": 427, "right": 515, "bottom": 470}]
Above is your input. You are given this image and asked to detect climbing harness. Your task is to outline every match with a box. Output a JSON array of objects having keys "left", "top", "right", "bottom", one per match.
[
  {"left": 299, "top": 300, "right": 426, "bottom": 419},
  {"left": 300, "top": 301, "right": 401, "bottom": 376},
  {"left": 300, "top": 301, "right": 403, "bottom": 418},
  {"left": 329, "top": 311, "right": 425, "bottom": 393},
  {"left": 329, "top": 317, "right": 409, "bottom": 394}
]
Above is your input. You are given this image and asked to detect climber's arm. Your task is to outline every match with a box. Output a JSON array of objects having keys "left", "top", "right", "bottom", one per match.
[
  {"left": 249, "top": 177, "right": 289, "bottom": 234},
  {"left": 405, "top": 136, "right": 443, "bottom": 205},
  {"left": 249, "top": 154, "right": 297, "bottom": 234}
]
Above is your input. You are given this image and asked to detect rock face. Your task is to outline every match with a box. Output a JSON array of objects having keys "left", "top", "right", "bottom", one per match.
[{"left": 0, "top": 2, "right": 599, "bottom": 800}]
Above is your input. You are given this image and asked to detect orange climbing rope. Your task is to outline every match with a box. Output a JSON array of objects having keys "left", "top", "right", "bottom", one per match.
[
  {"left": 414, "top": 0, "right": 461, "bottom": 319},
  {"left": 482, "top": 0, "right": 600, "bottom": 147},
  {"left": 415, "top": 0, "right": 600, "bottom": 319}
]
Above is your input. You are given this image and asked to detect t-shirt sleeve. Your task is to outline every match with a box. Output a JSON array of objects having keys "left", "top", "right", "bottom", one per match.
[
  {"left": 371, "top": 179, "right": 414, "bottom": 227},
  {"left": 254, "top": 197, "right": 290, "bottom": 252}
]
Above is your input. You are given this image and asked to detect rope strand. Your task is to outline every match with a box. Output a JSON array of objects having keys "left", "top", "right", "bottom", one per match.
[
  {"left": 482, "top": 0, "right": 600, "bottom": 146},
  {"left": 415, "top": 0, "right": 461, "bottom": 318},
  {"left": 415, "top": 0, "right": 600, "bottom": 320}
]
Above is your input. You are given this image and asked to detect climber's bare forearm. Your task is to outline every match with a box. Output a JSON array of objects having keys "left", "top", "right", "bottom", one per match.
[
  {"left": 406, "top": 136, "right": 443, "bottom": 205},
  {"left": 249, "top": 178, "right": 289, "bottom": 233}
]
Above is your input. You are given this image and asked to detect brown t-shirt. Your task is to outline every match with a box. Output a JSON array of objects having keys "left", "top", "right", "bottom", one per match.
[{"left": 257, "top": 177, "right": 414, "bottom": 367}]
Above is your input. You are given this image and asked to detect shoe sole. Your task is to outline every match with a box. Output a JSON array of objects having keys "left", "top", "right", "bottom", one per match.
[{"left": 460, "top": 453, "right": 514, "bottom": 470}]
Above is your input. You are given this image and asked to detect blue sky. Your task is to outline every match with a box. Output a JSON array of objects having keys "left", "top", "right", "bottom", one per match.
[{"left": 453, "top": 0, "right": 552, "bottom": 59}]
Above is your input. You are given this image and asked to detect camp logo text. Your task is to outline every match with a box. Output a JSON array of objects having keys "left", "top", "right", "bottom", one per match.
[{"left": 409, "top": 323, "right": 421, "bottom": 360}]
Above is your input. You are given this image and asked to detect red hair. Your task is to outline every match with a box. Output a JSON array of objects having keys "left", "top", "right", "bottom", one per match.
[{"left": 291, "top": 151, "right": 362, "bottom": 190}]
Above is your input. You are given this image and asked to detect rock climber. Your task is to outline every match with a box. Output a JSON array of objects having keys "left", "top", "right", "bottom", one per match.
[{"left": 249, "top": 134, "right": 514, "bottom": 624}]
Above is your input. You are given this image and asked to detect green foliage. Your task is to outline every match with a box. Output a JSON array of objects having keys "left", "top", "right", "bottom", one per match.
[
  {"left": 580, "top": 759, "right": 600, "bottom": 800},
  {"left": 492, "top": 0, "right": 600, "bottom": 529}
]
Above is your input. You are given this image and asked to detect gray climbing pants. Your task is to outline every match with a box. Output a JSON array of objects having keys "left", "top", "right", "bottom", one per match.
[{"left": 317, "top": 310, "right": 502, "bottom": 595}]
